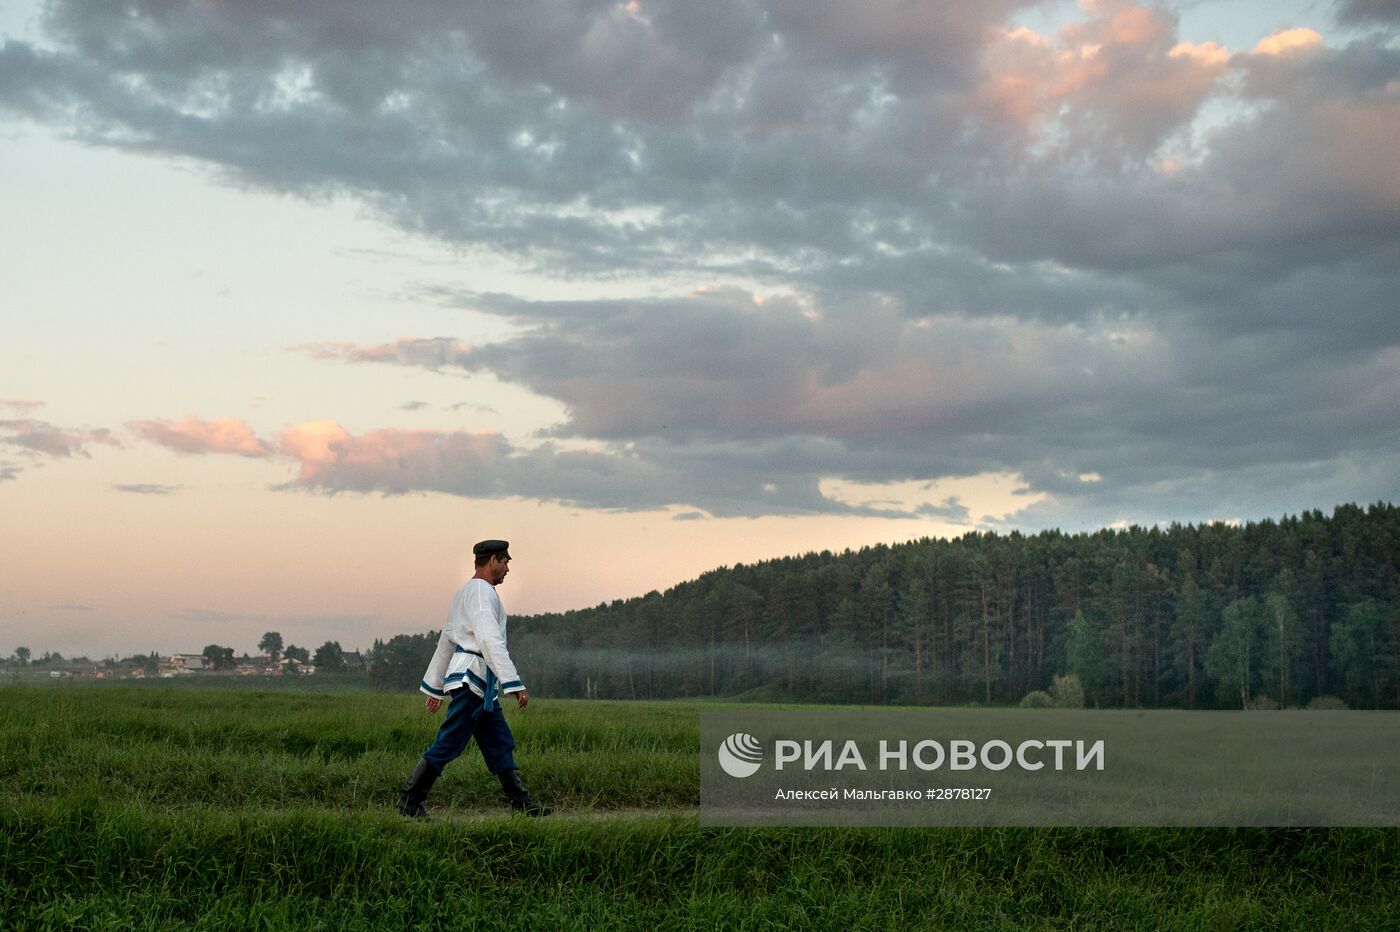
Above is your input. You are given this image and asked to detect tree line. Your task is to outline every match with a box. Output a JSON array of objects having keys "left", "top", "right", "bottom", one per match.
[
  {"left": 365, "top": 503, "right": 1398, "bottom": 709},
  {"left": 8, "top": 634, "right": 357, "bottom": 675},
  {"left": 197, "top": 634, "right": 354, "bottom": 673}
]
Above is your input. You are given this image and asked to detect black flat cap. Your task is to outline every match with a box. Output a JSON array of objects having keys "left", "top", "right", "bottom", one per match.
[{"left": 473, "top": 539, "right": 510, "bottom": 557}]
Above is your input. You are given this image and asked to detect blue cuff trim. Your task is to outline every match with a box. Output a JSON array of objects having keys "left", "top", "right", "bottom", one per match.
[
  {"left": 500, "top": 680, "right": 524, "bottom": 690},
  {"left": 420, "top": 681, "right": 446, "bottom": 697}
]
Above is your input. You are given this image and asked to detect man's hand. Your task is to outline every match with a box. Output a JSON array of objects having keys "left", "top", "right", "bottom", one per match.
[
  {"left": 425, "top": 696, "right": 443, "bottom": 713},
  {"left": 515, "top": 689, "right": 529, "bottom": 709}
]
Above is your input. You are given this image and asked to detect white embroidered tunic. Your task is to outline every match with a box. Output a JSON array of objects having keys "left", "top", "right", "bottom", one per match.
[{"left": 419, "top": 578, "right": 524, "bottom": 710}]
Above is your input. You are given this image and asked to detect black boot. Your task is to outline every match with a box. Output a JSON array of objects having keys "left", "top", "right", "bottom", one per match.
[
  {"left": 397, "top": 758, "right": 440, "bottom": 818},
  {"left": 498, "top": 768, "right": 552, "bottom": 817}
]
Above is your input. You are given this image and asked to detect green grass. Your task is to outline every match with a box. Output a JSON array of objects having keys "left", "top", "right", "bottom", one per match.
[
  {"left": 2, "top": 686, "right": 1398, "bottom": 930},
  {"left": 0, "top": 686, "right": 694, "bottom": 811}
]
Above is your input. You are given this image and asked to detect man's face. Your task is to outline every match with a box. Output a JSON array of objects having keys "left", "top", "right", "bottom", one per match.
[{"left": 489, "top": 554, "right": 511, "bottom": 586}]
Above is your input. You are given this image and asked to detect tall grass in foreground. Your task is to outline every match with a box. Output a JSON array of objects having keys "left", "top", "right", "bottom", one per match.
[
  {"left": 0, "top": 686, "right": 696, "bottom": 810},
  {"left": 3, "top": 686, "right": 1398, "bottom": 930}
]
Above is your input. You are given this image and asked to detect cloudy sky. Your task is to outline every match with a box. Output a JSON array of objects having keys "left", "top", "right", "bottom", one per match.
[{"left": 2, "top": 0, "right": 1397, "bottom": 658}]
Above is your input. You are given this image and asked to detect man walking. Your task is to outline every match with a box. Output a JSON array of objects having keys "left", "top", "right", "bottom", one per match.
[{"left": 397, "top": 539, "right": 551, "bottom": 818}]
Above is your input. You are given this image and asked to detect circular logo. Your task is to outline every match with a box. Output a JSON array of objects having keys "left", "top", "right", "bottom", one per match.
[{"left": 717, "top": 732, "right": 764, "bottom": 778}]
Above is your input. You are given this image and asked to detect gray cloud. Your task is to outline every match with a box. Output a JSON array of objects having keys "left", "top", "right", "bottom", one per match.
[
  {"left": 272, "top": 419, "right": 905, "bottom": 518},
  {"left": 0, "top": 418, "right": 120, "bottom": 458},
  {"left": 328, "top": 287, "right": 1400, "bottom": 452},
  {"left": 296, "top": 338, "right": 472, "bottom": 371},
  {"left": 296, "top": 283, "right": 1400, "bottom": 523},
  {"left": 1334, "top": 0, "right": 1400, "bottom": 25},
  {"left": 2, "top": 0, "right": 1384, "bottom": 345},
  {"left": 0, "top": 0, "right": 1288, "bottom": 281},
  {"left": 915, "top": 498, "right": 973, "bottom": 524},
  {"left": 3, "top": 2, "right": 1396, "bottom": 525},
  {"left": 113, "top": 483, "right": 180, "bottom": 495}
]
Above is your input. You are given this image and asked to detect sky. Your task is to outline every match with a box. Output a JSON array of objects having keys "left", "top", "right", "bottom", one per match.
[{"left": 2, "top": 0, "right": 1397, "bottom": 659}]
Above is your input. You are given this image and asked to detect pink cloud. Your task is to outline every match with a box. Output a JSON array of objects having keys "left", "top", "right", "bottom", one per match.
[
  {"left": 123, "top": 414, "right": 509, "bottom": 495},
  {"left": 276, "top": 420, "right": 351, "bottom": 467},
  {"left": 976, "top": 1, "right": 1231, "bottom": 159},
  {"left": 127, "top": 416, "right": 271, "bottom": 457},
  {"left": 277, "top": 420, "right": 506, "bottom": 492},
  {"left": 1252, "top": 28, "right": 1323, "bottom": 57},
  {"left": 1063, "top": 0, "right": 1171, "bottom": 48},
  {"left": 1, "top": 399, "right": 46, "bottom": 413}
]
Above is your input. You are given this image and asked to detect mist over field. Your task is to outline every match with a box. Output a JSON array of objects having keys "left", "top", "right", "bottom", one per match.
[{"left": 507, "top": 504, "right": 1400, "bottom": 709}]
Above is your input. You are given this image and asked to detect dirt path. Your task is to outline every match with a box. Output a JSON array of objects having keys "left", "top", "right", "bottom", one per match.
[{"left": 429, "top": 807, "right": 698, "bottom": 822}]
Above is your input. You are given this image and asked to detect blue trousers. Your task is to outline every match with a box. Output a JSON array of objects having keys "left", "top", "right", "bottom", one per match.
[{"left": 421, "top": 687, "right": 518, "bottom": 776}]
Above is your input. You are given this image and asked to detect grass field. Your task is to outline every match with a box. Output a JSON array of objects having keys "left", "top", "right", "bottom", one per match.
[{"left": 3, "top": 686, "right": 1398, "bottom": 930}]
